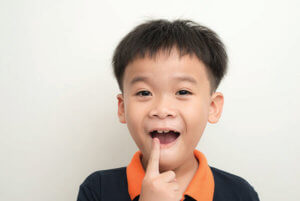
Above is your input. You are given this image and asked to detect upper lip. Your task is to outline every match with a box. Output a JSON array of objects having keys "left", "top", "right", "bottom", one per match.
[{"left": 148, "top": 127, "right": 181, "bottom": 134}]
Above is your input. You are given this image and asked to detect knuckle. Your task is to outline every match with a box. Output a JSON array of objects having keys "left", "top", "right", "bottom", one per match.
[
  {"left": 143, "top": 177, "right": 159, "bottom": 190},
  {"left": 167, "top": 170, "right": 176, "bottom": 177},
  {"left": 170, "top": 182, "right": 179, "bottom": 191},
  {"left": 151, "top": 177, "right": 160, "bottom": 189}
]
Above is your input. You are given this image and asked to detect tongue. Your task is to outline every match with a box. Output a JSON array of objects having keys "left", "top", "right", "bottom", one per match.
[{"left": 153, "top": 131, "right": 178, "bottom": 144}]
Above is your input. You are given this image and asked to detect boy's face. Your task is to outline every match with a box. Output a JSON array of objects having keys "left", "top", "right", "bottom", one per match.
[{"left": 117, "top": 48, "right": 224, "bottom": 171}]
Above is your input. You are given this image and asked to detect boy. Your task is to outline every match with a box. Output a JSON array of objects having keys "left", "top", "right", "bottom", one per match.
[{"left": 77, "top": 19, "right": 260, "bottom": 201}]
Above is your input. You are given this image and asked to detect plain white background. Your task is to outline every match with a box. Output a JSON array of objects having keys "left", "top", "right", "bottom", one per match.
[{"left": 0, "top": 0, "right": 299, "bottom": 200}]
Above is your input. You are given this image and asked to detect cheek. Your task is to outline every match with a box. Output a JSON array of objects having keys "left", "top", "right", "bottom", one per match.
[
  {"left": 124, "top": 101, "right": 152, "bottom": 155},
  {"left": 125, "top": 101, "right": 145, "bottom": 124},
  {"left": 124, "top": 101, "right": 148, "bottom": 139},
  {"left": 182, "top": 100, "right": 208, "bottom": 140},
  {"left": 182, "top": 99, "right": 208, "bottom": 120}
]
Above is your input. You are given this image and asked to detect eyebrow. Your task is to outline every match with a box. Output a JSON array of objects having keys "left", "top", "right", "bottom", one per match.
[{"left": 129, "top": 75, "right": 198, "bottom": 86}]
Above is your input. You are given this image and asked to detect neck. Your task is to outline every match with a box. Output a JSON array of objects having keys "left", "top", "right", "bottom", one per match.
[{"left": 171, "top": 152, "right": 199, "bottom": 193}]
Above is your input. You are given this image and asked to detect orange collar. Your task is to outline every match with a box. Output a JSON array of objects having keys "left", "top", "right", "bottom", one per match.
[{"left": 126, "top": 149, "right": 215, "bottom": 201}]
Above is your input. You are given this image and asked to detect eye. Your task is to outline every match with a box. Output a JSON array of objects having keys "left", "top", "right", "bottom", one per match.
[
  {"left": 176, "top": 90, "right": 192, "bottom": 96},
  {"left": 136, "top": 90, "right": 152, "bottom": 96}
]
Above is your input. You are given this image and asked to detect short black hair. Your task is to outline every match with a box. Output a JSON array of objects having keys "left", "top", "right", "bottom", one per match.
[{"left": 112, "top": 19, "right": 228, "bottom": 95}]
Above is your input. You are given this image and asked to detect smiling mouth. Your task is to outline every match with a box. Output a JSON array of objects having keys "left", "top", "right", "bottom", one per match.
[{"left": 149, "top": 131, "right": 180, "bottom": 144}]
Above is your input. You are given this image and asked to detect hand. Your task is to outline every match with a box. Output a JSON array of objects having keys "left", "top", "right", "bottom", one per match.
[{"left": 138, "top": 138, "right": 182, "bottom": 201}]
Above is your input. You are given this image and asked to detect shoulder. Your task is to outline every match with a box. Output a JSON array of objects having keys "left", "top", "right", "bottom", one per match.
[
  {"left": 77, "top": 167, "right": 127, "bottom": 201},
  {"left": 81, "top": 166, "right": 127, "bottom": 186},
  {"left": 210, "top": 166, "right": 260, "bottom": 201},
  {"left": 210, "top": 166, "right": 252, "bottom": 187}
]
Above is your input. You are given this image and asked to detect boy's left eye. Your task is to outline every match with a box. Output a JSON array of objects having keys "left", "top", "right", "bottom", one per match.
[
  {"left": 136, "top": 90, "right": 152, "bottom": 96},
  {"left": 176, "top": 90, "right": 192, "bottom": 95}
]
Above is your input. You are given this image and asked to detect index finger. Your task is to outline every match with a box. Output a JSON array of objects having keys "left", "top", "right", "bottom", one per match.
[{"left": 145, "top": 137, "right": 160, "bottom": 177}]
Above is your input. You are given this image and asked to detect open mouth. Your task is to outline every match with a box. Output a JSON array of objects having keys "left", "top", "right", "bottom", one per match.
[{"left": 149, "top": 130, "right": 180, "bottom": 144}]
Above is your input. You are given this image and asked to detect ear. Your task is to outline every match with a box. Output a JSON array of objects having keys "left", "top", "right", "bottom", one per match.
[
  {"left": 208, "top": 92, "right": 224, "bottom": 124},
  {"left": 117, "top": 93, "right": 126, "bottom": 124}
]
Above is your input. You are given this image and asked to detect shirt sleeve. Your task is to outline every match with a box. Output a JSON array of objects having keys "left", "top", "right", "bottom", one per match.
[
  {"left": 77, "top": 184, "right": 100, "bottom": 201},
  {"left": 242, "top": 182, "right": 260, "bottom": 201},
  {"left": 76, "top": 172, "right": 102, "bottom": 201}
]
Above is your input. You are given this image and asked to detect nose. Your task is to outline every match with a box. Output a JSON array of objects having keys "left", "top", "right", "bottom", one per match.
[{"left": 148, "top": 95, "right": 177, "bottom": 119}]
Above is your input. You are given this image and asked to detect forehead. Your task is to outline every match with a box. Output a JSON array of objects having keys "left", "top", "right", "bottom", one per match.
[{"left": 123, "top": 48, "right": 210, "bottom": 88}]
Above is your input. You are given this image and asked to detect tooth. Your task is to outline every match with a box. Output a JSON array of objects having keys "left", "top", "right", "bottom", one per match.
[
  {"left": 157, "top": 130, "right": 163, "bottom": 133},
  {"left": 164, "top": 130, "right": 169, "bottom": 133}
]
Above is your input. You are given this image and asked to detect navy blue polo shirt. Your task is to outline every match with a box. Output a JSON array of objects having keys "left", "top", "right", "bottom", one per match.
[{"left": 77, "top": 150, "right": 260, "bottom": 201}]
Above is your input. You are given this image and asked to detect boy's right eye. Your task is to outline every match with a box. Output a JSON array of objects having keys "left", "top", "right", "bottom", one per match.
[{"left": 136, "top": 90, "right": 152, "bottom": 96}]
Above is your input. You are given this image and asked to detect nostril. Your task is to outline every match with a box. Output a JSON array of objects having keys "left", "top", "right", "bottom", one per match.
[{"left": 149, "top": 110, "right": 176, "bottom": 119}]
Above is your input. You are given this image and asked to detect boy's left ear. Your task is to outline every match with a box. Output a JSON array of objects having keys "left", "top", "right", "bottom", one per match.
[
  {"left": 208, "top": 92, "right": 224, "bottom": 124},
  {"left": 117, "top": 93, "right": 126, "bottom": 124}
]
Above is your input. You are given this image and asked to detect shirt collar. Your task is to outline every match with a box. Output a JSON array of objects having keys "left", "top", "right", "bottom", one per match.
[{"left": 126, "top": 149, "right": 215, "bottom": 201}]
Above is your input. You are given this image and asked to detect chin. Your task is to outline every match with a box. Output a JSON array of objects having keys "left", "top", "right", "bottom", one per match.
[{"left": 158, "top": 158, "right": 179, "bottom": 172}]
